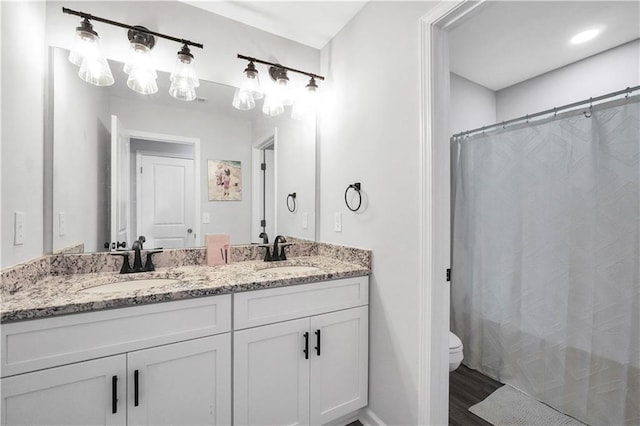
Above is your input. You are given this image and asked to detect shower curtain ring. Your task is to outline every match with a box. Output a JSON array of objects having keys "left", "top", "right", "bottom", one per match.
[
  {"left": 502, "top": 121, "right": 506, "bottom": 129},
  {"left": 626, "top": 87, "right": 631, "bottom": 99},
  {"left": 584, "top": 97, "right": 593, "bottom": 118},
  {"left": 526, "top": 114, "right": 530, "bottom": 123},
  {"left": 553, "top": 107, "right": 558, "bottom": 117}
]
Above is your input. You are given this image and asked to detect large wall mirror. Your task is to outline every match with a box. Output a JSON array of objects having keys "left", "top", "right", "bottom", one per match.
[{"left": 48, "top": 47, "right": 316, "bottom": 253}]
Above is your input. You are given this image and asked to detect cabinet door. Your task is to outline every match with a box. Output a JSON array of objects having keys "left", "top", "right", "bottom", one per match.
[
  {"left": 234, "top": 318, "right": 310, "bottom": 426},
  {"left": 310, "top": 306, "right": 368, "bottom": 425},
  {"left": 1, "top": 355, "right": 126, "bottom": 426},
  {"left": 127, "top": 334, "right": 231, "bottom": 426}
]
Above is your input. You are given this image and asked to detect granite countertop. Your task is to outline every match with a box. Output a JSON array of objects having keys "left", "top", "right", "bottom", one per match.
[{"left": 0, "top": 256, "right": 369, "bottom": 323}]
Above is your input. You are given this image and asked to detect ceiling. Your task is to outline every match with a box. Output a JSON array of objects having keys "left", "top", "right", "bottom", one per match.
[
  {"left": 183, "top": 1, "right": 368, "bottom": 49},
  {"left": 180, "top": 1, "right": 638, "bottom": 90},
  {"left": 449, "top": 1, "right": 640, "bottom": 91}
]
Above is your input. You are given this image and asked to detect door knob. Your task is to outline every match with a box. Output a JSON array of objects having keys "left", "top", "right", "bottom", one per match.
[{"left": 187, "top": 228, "right": 193, "bottom": 234}]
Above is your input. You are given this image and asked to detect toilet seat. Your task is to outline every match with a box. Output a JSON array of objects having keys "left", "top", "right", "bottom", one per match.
[{"left": 449, "top": 332, "right": 463, "bottom": 371}]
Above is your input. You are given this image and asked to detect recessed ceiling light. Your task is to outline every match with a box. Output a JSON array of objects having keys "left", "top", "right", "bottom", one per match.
[{"left": 570, "top": 28, "right": 601, "bottom": 45}]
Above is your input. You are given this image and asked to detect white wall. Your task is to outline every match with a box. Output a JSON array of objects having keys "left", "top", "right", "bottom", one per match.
[
  {"left": 450, "top": 73, "right": 497, "bottom": 135},
  {"left": 52, "top": 48, "right": 110, "bottom": 253},
  {"left": 497, "top": 39, "right": 640, "bottom": 121},
  {"left": 110, "top": 97, "right": 254, "bottom": 245},
  {"left": 1, "top": 1, "right": 46, "bottom": 268},
  {"left": 319, "top": 2, "right": 440, "bottom": 424}
]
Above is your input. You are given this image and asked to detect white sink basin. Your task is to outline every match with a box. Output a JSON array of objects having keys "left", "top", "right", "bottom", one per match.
[
  {"left": 256, "top": 266, "right": 322, "bottom": 275},
  {"left": 80, "top": 278, "right": 180, "bottom": 294}
]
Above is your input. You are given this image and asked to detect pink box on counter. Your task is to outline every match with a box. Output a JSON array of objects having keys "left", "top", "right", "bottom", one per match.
[{"left": 206, "top": 234, "right": 230, "bottom": 266}]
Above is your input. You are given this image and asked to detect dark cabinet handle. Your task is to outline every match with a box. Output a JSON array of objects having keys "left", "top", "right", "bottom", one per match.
[
  {"left": 111, "top": 376, "right": 118, "bottom": 414},
  {"left": 134, "top": 369, "right": 139, "bottom": 406},
  {"left": 303, "top": 332, "right": 309, "bottom": 359},
  {"left": 315, "top": 330, "right": 321, "bottom": 356}
]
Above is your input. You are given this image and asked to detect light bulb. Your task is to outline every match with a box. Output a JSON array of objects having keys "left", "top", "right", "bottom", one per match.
[
  {"left": 276, "top": 71, "right": 294, "bottom": 106},
  {"left": 69, "top": 18, "right": 99, "bottom": 66},
  {"left": 79, "top": 55, "right": 115, "bottom": 86},
  {"left": 243, "top": 61, "right": 263, "bottom": 100}
]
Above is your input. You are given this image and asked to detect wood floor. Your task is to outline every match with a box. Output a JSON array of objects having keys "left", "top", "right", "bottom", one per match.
[
  {"left": 347, "top": 365, "right": 501, "bottom": 426},
  {"left": 449, "top": 364, "right": 503, "bottom": 426}
]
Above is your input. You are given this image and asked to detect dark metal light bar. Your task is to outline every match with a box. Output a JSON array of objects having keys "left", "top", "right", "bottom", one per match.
[
  {"left": 62, "top": 7, "right": 203, "bottom": 49},
  {"left": 453, "top": 85, "right": 639, "bottom": 138},
  {"left": 237, "top": 53, "right": 325, "bottom": 81}
]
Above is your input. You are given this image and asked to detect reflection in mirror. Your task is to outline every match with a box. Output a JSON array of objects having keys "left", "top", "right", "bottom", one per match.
[{"left": 49, "top": 47, "right": 316, "bottom": 253}]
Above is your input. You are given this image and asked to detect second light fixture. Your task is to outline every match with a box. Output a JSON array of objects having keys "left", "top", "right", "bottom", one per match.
[{"left": 233, "top": 54, "right": 324, "bottom": 119}]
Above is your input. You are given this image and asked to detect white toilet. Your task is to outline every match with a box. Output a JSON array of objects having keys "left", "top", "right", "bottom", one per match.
[{"left": 449, "top": 332, "right": 464, "bottom": 372}]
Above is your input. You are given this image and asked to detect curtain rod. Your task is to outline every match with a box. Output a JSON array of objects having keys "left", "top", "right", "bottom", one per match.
[{"left": 453, "top": 85, "right": 639, "bottom": 138}]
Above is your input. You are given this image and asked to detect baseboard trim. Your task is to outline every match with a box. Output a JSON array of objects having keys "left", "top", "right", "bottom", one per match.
[{"left": 359, "top": 407, "right": 386, "bottom": 426}]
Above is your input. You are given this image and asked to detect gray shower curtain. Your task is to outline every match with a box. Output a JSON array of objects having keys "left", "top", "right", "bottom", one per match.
[{"left": 451, "top": 97, "right": 639, "bottom": 425}]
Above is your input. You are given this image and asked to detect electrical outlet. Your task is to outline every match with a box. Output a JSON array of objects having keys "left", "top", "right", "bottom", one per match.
[
  {"left": 334, "top": 212, "right": 342, "bottom": 232},
  {"left": 202, "top": 212, "right": 211, "bottom": 224},
  {"left": 302, "top": 212, "right": 308, "bottom": 229},
  {"left": 58, "top": 212, "right": 66, "bottom": 236},
  {"left": 14, "top": 212, "right": 25, "bottom": 245}
]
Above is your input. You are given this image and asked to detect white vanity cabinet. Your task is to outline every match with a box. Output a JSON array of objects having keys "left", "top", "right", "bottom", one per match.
[
  {"left": 233, "top": 277, "right": 369, "bottom": 426},
  {"left": 1, "top": 295, "right": 232, "bottom": 426}
]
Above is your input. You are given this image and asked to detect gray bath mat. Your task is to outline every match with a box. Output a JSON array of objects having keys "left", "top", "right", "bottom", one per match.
[{"left": 469, "top": 385, "right": 587, "bottom": 426}]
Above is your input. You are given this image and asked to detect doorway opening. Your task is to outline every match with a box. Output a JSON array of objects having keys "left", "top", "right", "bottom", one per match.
[{"left": 251, "top": 132, "right": 277, "bottom": 244}]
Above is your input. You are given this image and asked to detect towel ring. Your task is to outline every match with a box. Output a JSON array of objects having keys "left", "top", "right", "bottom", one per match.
[
  {"left": 286, "top": 193, "right": 297, "bottom": 213},
  {"left": 344, "top": 183, "right": 362, "bottom": 212}
]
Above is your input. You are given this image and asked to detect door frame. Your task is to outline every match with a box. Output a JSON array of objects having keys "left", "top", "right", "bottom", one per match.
[
  {"left": 418, "top": 1, "right": 486, "bottom": 424},
  {"left": 134, "top": 151, "right": 195, "bottom": 248},
  {"left": 251, "top": 129, "right": 278, "bottom": 244},
  {"left": 127, "top": 130, "right": 201, "bottom": 246}
]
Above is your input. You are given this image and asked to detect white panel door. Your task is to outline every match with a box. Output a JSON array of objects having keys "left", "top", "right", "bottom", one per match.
[
  {"left": 139, "top": 155, "right": 194, "bottom": 248},
  {"left": 234, "top": 318, "right": 310, "bottom": 426},
  {"left": 1, "top": 355, "right": 126, "bottom": 426},
  {"left": 111, "top": 115, "right": 131, "bottom": 248},
  {"left": 126, "top": 335, "right": 231, "bottom": 426},
  {"left": 310, "top": 306, "right": 369, "bottom": 425}
]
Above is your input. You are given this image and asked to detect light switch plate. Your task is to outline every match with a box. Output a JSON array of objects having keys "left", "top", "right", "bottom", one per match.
[
  {"left": 14, "top": 212, "right": 25, "bottom": 245},
  {"left": 334, "top": 212, "right": 342, "bottom": 232},
  {"left": 202, "top": 212, "right": 211, "bottom": 224}
]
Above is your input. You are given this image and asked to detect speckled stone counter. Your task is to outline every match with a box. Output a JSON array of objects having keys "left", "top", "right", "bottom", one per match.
[{"left": 0, "top": 255, "right": 370, "bottom": 323}]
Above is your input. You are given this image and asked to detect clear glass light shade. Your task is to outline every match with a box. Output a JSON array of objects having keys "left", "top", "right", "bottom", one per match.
[
  {"left": 291, "top": 87, "right": 318, "bottom": 120},
  {"left": 276, "top": 77, "right": 294, "bottom": 106},
  {"left": 78, "top": 55, "right": 115, "bottom": 86},
  {"left": 232, "top": 87, "right": 256, "bottom": 110},
  {"left": 245, "top": 73, "right": 263, "bottom": 100},
  {"left": 123, "top": 42, "right": 156, "bottom": 77},
  {"left": 262, "top": 93, "right": 285, "bottom": 116},
  {"left": 69, "top": 30, "right": 99, "bottom": 66},
  {"left": 169, "top": 53, "right": 199, "bottom": 101},
  {"left": 127, "top": 68, "right": 158, "bottom": 95},
  {"left": 124, "top": 42, "right": 158, "bottom": 95},
  {"left": 169, "top": 77, "right": 197, "bottom": 101}
]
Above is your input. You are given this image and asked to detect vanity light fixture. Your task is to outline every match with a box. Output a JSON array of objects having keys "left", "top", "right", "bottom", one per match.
[
  {"left": 62, "top": 7, "right": 203, "bottom": 100},
  {"left": 233, "top": 54, "right": 325, "bottom": 119}
]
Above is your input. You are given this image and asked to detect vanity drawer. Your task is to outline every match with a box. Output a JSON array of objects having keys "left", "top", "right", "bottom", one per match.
[
  {"left": 1, "top": 295, "right": 231, "bottom": 377},
  {"left": 234, "top": 276, "right": 368, "bottom": 330}
]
